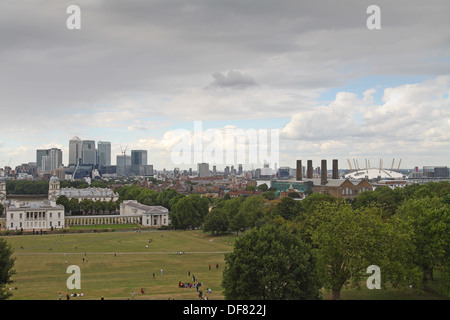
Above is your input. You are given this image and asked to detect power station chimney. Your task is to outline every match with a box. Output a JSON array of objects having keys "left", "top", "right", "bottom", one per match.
[
  {"left": 296, "top": 160, "right": 302, "bottom": 181},
  {"left": 332, "top": 159, "right": 338, "bottom": 179},
  {"left": 307, "top": 160, "right": 313, "bottom": 179},
  {"left": 321, "top": 159, "right": 327, "bottom": 185}
]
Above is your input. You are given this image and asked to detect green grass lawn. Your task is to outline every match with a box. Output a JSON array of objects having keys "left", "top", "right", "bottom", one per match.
[
  {"left": 4, "top": 229, "right": 448, "bottom": 300},
  {"left": 6, "top": 229, "right": 236, "bottom": 300}
]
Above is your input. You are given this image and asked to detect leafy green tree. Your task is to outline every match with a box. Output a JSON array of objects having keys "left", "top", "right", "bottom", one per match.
[
  {"left": 396, "top": 197, "right": 450, "bottom": 284},
  {"left": 94, "top": 200, "right": 106, "bottom": 214},
  {"left": 256, "top": 183, "right": 269, "bottom": 192},
  {"left": 308, "top": 200, "right": 420, "bottom": 300},
  {"left": 222, "top": 223, "right": 322, "bottom": 300},
  {"left": 261, "top": 191, "right": 276, "bottom": 200},
  {"left": 237, "top": 196, "right": 266, "bottom": 228},
  {"left": 157, "top": 188, "right": 178, "bottom": 210},
  {"left": 80, "top": 199, "right": 94, "bottom": 215},
  {"left": 0, "top": 237, "right": 15, "bottom": 300},
  {"left": 229, "top": 210, "right": 249, "bottom": 235},
  {"left": 273, "top": 196, "right": 303, "bottom": 221},
  {"left": 136, "top": 188, "right": 159, "bottom": 205},
  {"left": 352, "top": 186, "right": 401, "bottom": 216},
  {"left": 56, "top": 195, "right": 70, "bottom": 213},
  {"left": 203, "top": 207, "right": 229, "bottom": 235},
  {"left": 69, "top": 198, "right": 80, "bottom": 213},
  {"left": 106, "top": 200, "right": 118, "bottom": 213},
  {"left": 170, "top": 195, "right": 208, "bottom": 229}
]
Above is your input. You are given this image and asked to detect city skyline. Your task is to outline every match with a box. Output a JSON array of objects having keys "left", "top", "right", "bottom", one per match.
[{"left": 1, "top": 1, "right": 449, "bottom": 170}]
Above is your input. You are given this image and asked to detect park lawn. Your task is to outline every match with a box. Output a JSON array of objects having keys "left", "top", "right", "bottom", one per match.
[
  {"left": 6, "top": 230, "right": 236, "bottom": 300},
  {"left": 4, "top": 229, "right": 448, "bottom": 300}
]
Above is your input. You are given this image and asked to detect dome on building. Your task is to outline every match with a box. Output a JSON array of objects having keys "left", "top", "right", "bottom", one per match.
[
  {"left": 50, "top": 175, "right": 60, "bottom": 183},
  {"left": 343, "top": 168, "right": 406, "bottom": 180}
]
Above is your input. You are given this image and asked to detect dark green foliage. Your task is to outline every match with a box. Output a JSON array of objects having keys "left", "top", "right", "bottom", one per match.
[
  {"left": 222, "top": 223, "right": 322, "bottom": 300},
  {"left": 0, "top": 237, "right": 15, "bottom": 300}
]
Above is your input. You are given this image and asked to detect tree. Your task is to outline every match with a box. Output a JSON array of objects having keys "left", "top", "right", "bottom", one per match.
[
  {"left": 396, "top": 197, "right": 450, "bottom": 285},
  {"left": 244, "top": 185, "right": 256, "bottom": 191},
  {"left": 308, "top": 200, "right": 420, "bottom": 300},
  {"left": 237, "top": 196, "right": 266, "bottom": 228},
  {"left": 170, "top": 195, "right": 208, "bottom": 229},
  {"left": 222, "top": 223, "right": 321, "bottom": 300},
  {"left": 69, "top": 198, "right": 80, "bottom": 214},
  {"left": 94, "top": 200, "right": 106, "bottom": 214},
  {"left": 273, "top": 197, "right": 303, "bottom": 221},
  {"left": 261, "top": 191, "right": 276, "bottom": 200},
  {"left": 106, "top": 200, "right": 118, "bottom": 214},
  {"left": 157, "top": 188, "right": 179, "bottom": 210},
  {"left": 203, "top": 207, "right": 229, "bottom": 235},
  {"left": 56, "top": 195, "right": 70, "bottom": 213},
  {"left": 229, "top": 210, "right": 248, "bottom": 235},
  {"left": 256, "top": 183, "right": 269, "bottom": 192},
  {"left": 0, "top": 237, "right": 15, "bottom": 300},
  {"left": 80, "top": 199, "right": 94, "bottom": 215}
]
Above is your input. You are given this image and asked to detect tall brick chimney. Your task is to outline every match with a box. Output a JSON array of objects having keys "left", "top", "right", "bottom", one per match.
[
  {"left": 321, "top": 159, "right": 327, "bottom": 185},
  {"left": 296, "top": 160, "right": 302, "bottom": 181},
  {"left": 307, "top": 160, "right": 313, "bottom": 179},
  {"left": 332, "top": 159, "right": 338, "bottom": 179}
]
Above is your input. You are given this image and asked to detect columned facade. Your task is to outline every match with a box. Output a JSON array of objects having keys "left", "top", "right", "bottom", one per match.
[{"left": 65, "top": 214, "right": 142, "bottom": 226}]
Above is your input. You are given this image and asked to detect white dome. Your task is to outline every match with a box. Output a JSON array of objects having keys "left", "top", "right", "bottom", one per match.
[
  {"left": 50, "top": 176, "right": 60, "bottom": 183},
  {"left": 343, "top": 168, "right": 406, "bottom": 180}
]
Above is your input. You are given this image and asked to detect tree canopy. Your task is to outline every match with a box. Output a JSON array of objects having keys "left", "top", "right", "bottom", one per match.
[{"left": 222, "top": 223, "right": 322, "bottom": 300}]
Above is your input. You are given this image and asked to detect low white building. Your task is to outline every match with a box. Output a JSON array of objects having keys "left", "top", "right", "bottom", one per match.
[
  {"left": 6, "top": 200, "right": 65, "bottom": 231},
  {"left": 120, "top": 200, "right": 169, "bottom": 227}
]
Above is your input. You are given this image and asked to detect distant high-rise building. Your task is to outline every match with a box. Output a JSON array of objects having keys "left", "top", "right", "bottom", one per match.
[
  {"left": 116, "top": 155, "right": 131, "bottom": 176},
  {"left": 82, "top": 140, "right": 97, "bottom": 165},
  {"left": 37, "top": 148, "right": 62, "bottom": 171},
  {"left": 131, "top": 150, "right": 148, "bottom": 175},
  {"left": 69, "top": 136, "right": 83, "bottom": 166},
  {"left": 131, "top": 150, "right": 147, "bottom": 167},
  {"left": 36, "top": 149, "right": 49, "bottom": 170},
  {"left": 238, "top": 164, "right": 243, "bottom": 175},
  {"left": 197, "top": 163, "right": 209, "bottom": 178},
  {"left": 97, "top": 141, "right": 111, "bottom": 167}
]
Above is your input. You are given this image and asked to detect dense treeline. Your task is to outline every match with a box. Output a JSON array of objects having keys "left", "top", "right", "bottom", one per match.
[
  {"left": 5, "top": 180, "right": 49, "bottom": 195},
  {"left": 5, "top": 179, "right": 119, "bottom": 195},
  {"left": 217, "top": 181, "right": 450, "bottom": 300}
]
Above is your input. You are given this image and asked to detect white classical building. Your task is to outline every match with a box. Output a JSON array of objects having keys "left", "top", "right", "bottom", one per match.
[
  {"left": 1, "top": 176, "right": 170, "bottom": 230},
  {"left": 48, "top": 176, "right": 118, "bottom": 202},
  {"left": 6, "top": 200, "right": 65, "bottom": 231},
  {"left": 120, "top": 200, "right": 169, "bottom": 227}
]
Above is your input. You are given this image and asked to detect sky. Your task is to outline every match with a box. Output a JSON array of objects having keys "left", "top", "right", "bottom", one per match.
[{"left": 0, "top": 0, "right": 449, "bottom": 171}]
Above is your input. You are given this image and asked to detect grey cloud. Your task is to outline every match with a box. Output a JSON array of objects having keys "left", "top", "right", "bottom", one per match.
[{"left": 207, "top": 70, "right": 258, "bottom": 90}]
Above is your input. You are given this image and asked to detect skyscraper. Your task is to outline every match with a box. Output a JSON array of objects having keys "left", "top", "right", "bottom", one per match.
[
  {"left": 116, "top": 155, "right": 131, "bottom": 176},
  {"left": 131, "top": 150, "right": 148, "bottom": 175},
  {"left": 37, "top": 148, "right": 62, "bottom": 171},
  {"left": 69, "top": 136, "right": 82, "bottom": 166},
  {"left": 81, "top": 140, "right": 97, "bottom": 165},
  {"left": 97, "top": 141, "right": 111, "bottom": 167},
  {"left": 198, "top": 163, "right": 209, "bottom": 177}
]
